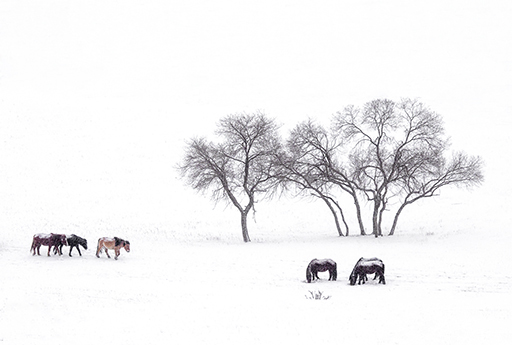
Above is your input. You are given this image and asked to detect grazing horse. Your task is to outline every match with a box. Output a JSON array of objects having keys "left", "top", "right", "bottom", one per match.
[
  {"left": 353, "top": 257, "right": 383, "bottom": 282},
  {"left": 306, "top": 258, "right": 337, "bottom": 283},
  {"left": 31, "top": 233, "right": 67, "bottom": 256},
  {"left": 349, "top": 257, "right": 386, "bottom": 285},
  {"left": 96, "top": 237, "right": 130, "bottom": 260},
  {"left": 53, "top": 234, "right": 88, "bottom": 257}
]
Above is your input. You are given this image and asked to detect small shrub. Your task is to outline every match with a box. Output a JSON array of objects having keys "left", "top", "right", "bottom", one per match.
[{"left": 305, "top": 290, "right": 331, "bottom": 300}]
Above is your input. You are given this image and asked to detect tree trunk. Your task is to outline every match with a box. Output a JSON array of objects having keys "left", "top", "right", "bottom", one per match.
[
  {"left": 372, "top": 199, "right": 380, "bottom": 237},
  {"left": 241, "top": 211, "right": 251, "bottom": 242},
  {"left": 321, "top": 197, "right": 344, "bottom": 236},
  {"left": 351, "top": 194, "right": 366, "bottom": 235},
  {"left": 333, "top": 200, "right": 350, "bottom": 236},
  {"left": 389, "top": 200, "right": 412, "bottom": 236},
  {"left": 377, "top": 200, "right": 386, "bottom": 236}
]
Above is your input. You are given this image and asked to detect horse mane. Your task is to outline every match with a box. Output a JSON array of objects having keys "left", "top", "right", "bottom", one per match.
[{"left": 114, "top": 237, "right": 129, "bottom": 246}]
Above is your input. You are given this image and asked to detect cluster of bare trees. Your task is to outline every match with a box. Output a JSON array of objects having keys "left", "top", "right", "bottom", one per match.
[{"left": 178, "top": 99, "right": 483, "bottom": 242}]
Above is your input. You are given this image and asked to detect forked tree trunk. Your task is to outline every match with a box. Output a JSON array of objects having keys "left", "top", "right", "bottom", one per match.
[
  {"left": 332, "top": 199, "right": 350, "bottom": 236},
  {"left": 321, "top": 197, "right": 344, "bottom": 236}
]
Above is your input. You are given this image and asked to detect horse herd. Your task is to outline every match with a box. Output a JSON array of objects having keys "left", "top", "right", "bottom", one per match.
[
  {"left": 307, "top": 257, "right": 386, "bottom": 286},
  {"left": 29, "top": 234, "right": 383, "bottom": 285},
  {"left": 30, "top": 233, "right": 131, "bottom": 260}
]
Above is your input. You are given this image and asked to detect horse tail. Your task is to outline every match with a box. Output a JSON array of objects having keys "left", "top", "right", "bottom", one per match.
[
  {"left": 306, "top": 263, "right": 313, "bottom": 283},
  {"left": 97, "top": 238, "right": 102, "bottom": 253},
  {"left": 332, "top": 262, "right": 338, "bottom": 281},
  {"left": 30, "top": 236, "right": 36, "bottom": 253}
]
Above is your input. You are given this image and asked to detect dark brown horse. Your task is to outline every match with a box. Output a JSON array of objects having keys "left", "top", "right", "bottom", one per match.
[
  {"left": 349, "top": 257, "right": 385, "bottom": 285},
  {"left": 306, "top": 258, "right": 337, "bottom": 283},
  {"left": 96, "top": 237, "right": 130, "bottom": 260},
  {"left": 31, "top": 233, "right": 67, "bottom": 256}
]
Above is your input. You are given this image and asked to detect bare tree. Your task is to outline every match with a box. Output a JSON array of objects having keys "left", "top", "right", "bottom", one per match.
[
  {"left": 178, "top": 112, "right": 282, "bottom": 242},
  {"left": 280, "top": 120, "right": 366, "bottom": 236},
  {"left": 389, "top": 151, "right": 483, "bottom": 235},
  {"left": 279, "top": 120, "right": 348, "bottom": 236},
  {"left": 334, "top": 98, "right": 483, "bottom": 236}
]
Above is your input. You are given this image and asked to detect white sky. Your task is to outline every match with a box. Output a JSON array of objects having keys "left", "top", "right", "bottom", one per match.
[{"left": 1, "top": 0, "right": 511, "bottom": 233}]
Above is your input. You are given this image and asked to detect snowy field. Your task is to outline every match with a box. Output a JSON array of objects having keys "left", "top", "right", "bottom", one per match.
[
  {"left": 1, "top": 193, "right": 511, "bottom": 345},
  {"left": 1, "top": 0, "right": 512, "bottom": 344}
]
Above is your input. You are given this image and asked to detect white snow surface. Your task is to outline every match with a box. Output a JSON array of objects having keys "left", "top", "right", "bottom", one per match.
[
  {"left": 1, "top": 0, "right": 512, "bottom": 344},
  {"left": 1, "top": 201, "right": 511, "bottom": 344}
]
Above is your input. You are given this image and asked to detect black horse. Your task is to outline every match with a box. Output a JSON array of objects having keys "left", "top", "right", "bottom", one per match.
[
  {"left": 354, "top": 257, "right": 383, "bottom": 282},
  {"left": 54, "top": 234, "right": 88, "bottom": 257},
  {"left": 349, "top": 257, "right": 385, "bottom": 285},
  {"left": 306, "top": 259, "right": 337, "bottom": 283}
]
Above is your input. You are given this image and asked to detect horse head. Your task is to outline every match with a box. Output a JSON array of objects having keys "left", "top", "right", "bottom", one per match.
[
  {"left": 123, "top": 241, "right": 130, "bottom": 252},
  {"left": 306, "top": 259, "right": 317, "bottom": 283},
  {"left": 349, "top": 272, "right": 357, "bottom": 285},
  {"left": 72, "top": 235, "right": 88, "bottom": 250}
]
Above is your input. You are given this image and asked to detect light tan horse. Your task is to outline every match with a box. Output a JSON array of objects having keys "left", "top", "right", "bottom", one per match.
[{"left": 96, "top": 237, "right": 130, "bottom": 260}]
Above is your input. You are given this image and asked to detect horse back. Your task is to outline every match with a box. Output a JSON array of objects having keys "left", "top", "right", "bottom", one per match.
[
  {"left": 98, "top": 237, "right": 115, "bottom": 249},
  {"left": 358, "top": 260, "right": 384, "bottom": 268},
  {"left": 50, "top": 233, "right": 67, "bottom": 246},
  {"left": 33, "top": 233, "right": 52, "bottom": 246}
]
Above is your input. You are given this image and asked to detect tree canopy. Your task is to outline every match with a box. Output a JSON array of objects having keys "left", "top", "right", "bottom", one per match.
[
  {"left": 179, "top": 100, "right": 484, "bottom": 241},
  {"left": 178, "top": 111, "right": 281, "bottom": 242}
]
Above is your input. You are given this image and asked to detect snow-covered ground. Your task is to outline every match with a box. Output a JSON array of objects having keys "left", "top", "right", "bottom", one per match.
[{"left": 1, "top": 194, "right": 511, "bottom": 344}]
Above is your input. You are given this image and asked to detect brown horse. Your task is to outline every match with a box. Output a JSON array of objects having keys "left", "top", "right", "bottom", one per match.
[
  {"left": 31, "top": 233, "right": 67, "bottom": 256},
  {"left": 96, "top": 237, "right": 130, "bottom": 260},
  {"left": 306, "top": 258, "right": 337, "bottom": 283}
]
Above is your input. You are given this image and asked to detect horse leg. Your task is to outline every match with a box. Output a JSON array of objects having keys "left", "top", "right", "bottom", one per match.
[
  {"left": 105, "top": 248, "right": 110, "bottom": 259},
  {"left": 36, "top": 245, "right": 41, "bottom": 255},
  {"left": 47, "top": 245, "right": 51, "bottom": 257},
  {"left": 69, "top": 246, "right": 74, "bottom": 257},
  {"left": 31, "top": 243, "right": 36, "bottom": 255},
  {"left": 359, "top": 274, "right": 365, "bottom": 285},
  {"left": 76, "top": 246, "right": 82, "bottom": 256},
  {"left": 329, "top": 269, "right": 335, "bottom": 281},
  {"left": 114, "top": 249, "right": 119, "bottom": 260},
  {"left": 380, "top": 273, "right": 386, "bottom": 284}
]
